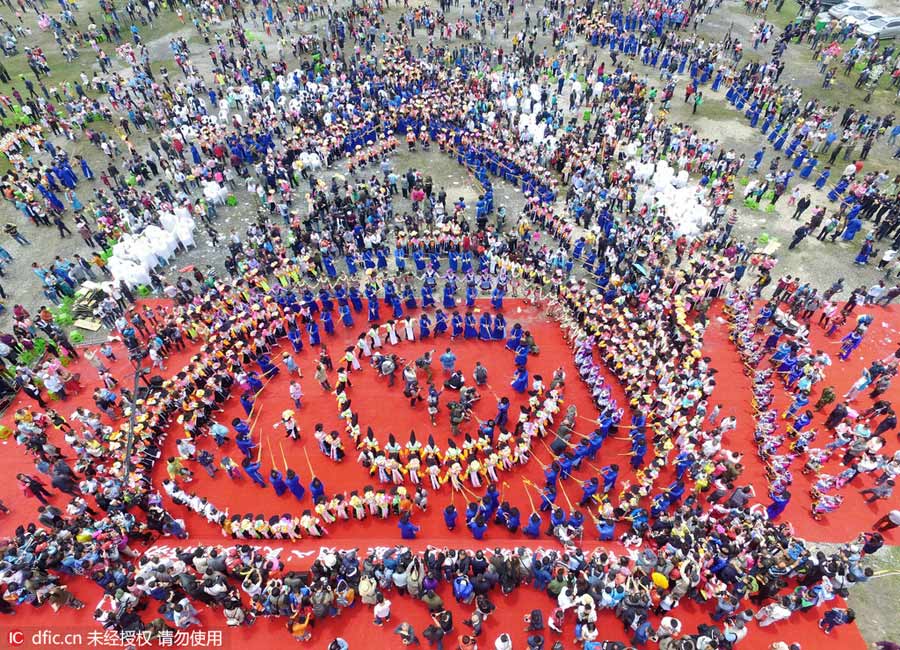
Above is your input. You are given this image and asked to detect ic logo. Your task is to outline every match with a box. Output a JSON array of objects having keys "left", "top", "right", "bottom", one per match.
[{"left": 7, "top": 630, "right": 24, "bottom": 646}]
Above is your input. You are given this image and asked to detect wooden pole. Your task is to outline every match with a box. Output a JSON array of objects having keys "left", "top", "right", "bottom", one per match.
[
  {"left": 521, "top": 478, "right": 537, "bottom": 513},
  {"left": 268, "top": 433, "right": 277, "bottom": 469},
  {"left": 304, "top": 446, "right": 316, "bottom": 478},
  {"left": 279, "top": 441, "right": 289, "bottom": 472}
]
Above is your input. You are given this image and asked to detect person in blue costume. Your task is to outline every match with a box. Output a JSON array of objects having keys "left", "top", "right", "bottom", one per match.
[
  {"left": 242, "top": 458, "right": 266, "bottom": 487},
  {"left": 322, "top": 311, "right": 335, "bottom": 335},
  {"left": 443, "top": 503, "right": 458, "bottom": 530},
  {"left": 319, "top": 289, "right": 334, "bottom": 313},
  {"left": 589, "top": 427, "right": 609, "bottom": 459},
  {"left": 323, "top": 255, "right": 337, "bottom": 279},
  {"left": 310, "top": 477, "right": 325, "bottom": 502},
  {"left": 236, "top": 432, "right": 256, "bottom": 459},
  {"left": 770, "top": 342, "right": 792, "bottom": 364},
  {"left": 763, "top": 327, "right": 783, "bottom": 352},
  {"left": 78, "top": 156, "right": 94, "bottom": 180},
  {"left": 335, "top": 284, "right": 348, "bottom": 307},
  {"left": 774, "top": 128, "right": 789, "bottom": 151},
  {"left": 419, "top": 312, "right": 432, "bottom": 339},
  {"left": 506, "top": 323, "right": 523, "bottom": 350},
  {"left": 842, "top": 214, "right": 863, "bottom": 241},
  {"left": 572, "top": 238, "right": 586, "bottom": 260},
  {"left": 522, "top": 512, "right": 542, "bottom": 537},
  {"left": 466, "top": 284, "right": 477, "bottom": 307},
  {"left": 394, "top": 247, "right": 407, "bottom": 272},
  {"left": 650, "top": 493, "right": 670, "bottom": 519},
  {"left": 543, "top": 462, "right": 561, "bottom": 489},
  {"left": 854, "top": 238, "right": 873, "bottom": 265},
  {"left": 376, "top": 248, "right": 388, "bottom": 270},
  {"left": 434, "top": 309, "right": 448, "bottom": 335},
  {"left": 468, "top": 516, "right": 487, "bottom": 540},
  {"left": 491, "top": 313, "right": 506, "bottom": 340},
  {"left": 749, "top": 107, "right": 761, "bottom": 129},
  {"left": 307, "top": 320, "right": 321, "bottom": 346},
  {"left": 403, "top": 285, "right": 417, "bottom": 310},
  {"left": 398, "top": 514, "right": 419, "bottom": 539},
  {"left": 792, "top": 410, "right": 813, "bottom": 433},
  {"left": 547, "top": 507, "right": 567, "bottom": 535},
  {"left": 286, "top": 469, "right": 306, "bottom": 501},
  {"left": 443, "top": 283, "right": 456, "bottom": 309},
  {"left": 464, "top": 502, "right": 478, "bottom": 524},
  {"left": 247, "top": 372, "right": 264, "bottom": 394},
  {"left": 490, "top": 285, "right": 504, "bottom": 311},
  {"left": 349, "top": 287, "right": 364, "bottom": 312},
  {"left": 840, "top": 329, "right": 863, "bottom": 360},
  {"left": 301, "top": 290, "right": 319, "bottom": 316},
  {"left": 421, "top": 284, "right": 436, "bottom": 308},
  {"left": 569, "top": 511, "right": 585, "bottom": 533},
  {"left": 478, "top": 312, "right": 493, "bottom": 340},
  {"left": 495, "top": 397, "right": 510, "bottom": 429},
  {"left": 766, "top": 490, "right": 791, "bottom": 520},
  {"left": 413, "top": 250, "right": 426, "bottom": 271},
  {"left": 451, "top": 311, "right": 463, "bottom": 338},
  {"left": 345, "top": 254, "right": 358, "bottom": 275},
  {"left": 461, "top": 252, "right": 473, "bottom": 274},
  {"left": 725, "top": 83, "right": 737, "bottom": 104},
  {"left": 339, "top": 303, "right": 354, "bottom": 328},
  {"left": 484, "top": 483, "right": 502, "bottom": 513},
  {"left": 596, "top": 518, "right": 615, "bottom": 541},
  {"left": 783, "top": 393, "right": 809, "bottom": 420},
  {"left": 270, "top": 469, "right": 288, "bottom": 496},
  {"left": 800, "top": 157, "right": 818, "bottom": 179},
  {"left": 391, "top": 294, "right": 404, "bottom": 319},
  {"left": 384, "top": 280, "right": 398, "bottom": 307},
  {"left": 514, "top": 342, "right": 529, "bottom": 367},
  {"left": 258, "top": 354, "right": 280, "bottom": 378},
  {"left": 579, "top": 477, "right": 600, "bottom": 506},
  {"left": 367, "top": 297, "right": 380, "bottom": 322},
  {"left": 601, "top": 464, "right": 619, "bottom": 493},
  {"left": 464, "top": 312, "right": 478, "bottom": 338},
  {"left": 674, "top": 452, "right": 694, "bottom": 481},
  {"left": 815, "top": 167, "right": 831, "bottom": 190},
  {"left": 511, "top": 366, "right": 528, "bottom": 393},
  {"left": 503, "top": 506, "right": 520, "bottom": 532}
]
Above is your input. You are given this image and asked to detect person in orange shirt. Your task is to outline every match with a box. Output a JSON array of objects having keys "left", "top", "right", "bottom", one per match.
[
  {"left": 288, "top": 609, "right": 312, "bottom": 641},
  {"left": 457, "top": 634, "right": 477, "bottom": 650}
]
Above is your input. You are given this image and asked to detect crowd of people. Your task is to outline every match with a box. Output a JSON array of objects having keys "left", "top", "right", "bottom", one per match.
[{"left": 0, "top": 0, "right": 898, "bottom": 646}]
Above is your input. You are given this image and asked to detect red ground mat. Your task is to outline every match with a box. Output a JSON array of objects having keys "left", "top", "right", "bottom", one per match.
[
  {"left": 705, "top": 301, "right": 900, "bottom": 542},
  {"left": 0, "top": 298, "right": 892, "bottom": 649}
]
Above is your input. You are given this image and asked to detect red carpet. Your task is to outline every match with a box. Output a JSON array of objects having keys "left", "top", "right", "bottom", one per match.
[
  {"left": 0, "top": 298, "right": 891, "bottom": 649},
  {"left": 706, "top": 301, "right": 900, "bottom": 543}
]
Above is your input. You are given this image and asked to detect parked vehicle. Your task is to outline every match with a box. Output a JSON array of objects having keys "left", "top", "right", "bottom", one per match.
[
  {"left": 857, "top": 15, "right": 900, "bottom": 38},
  {"left": 828, "top": 3, "right": 880, "bottom": 21}
]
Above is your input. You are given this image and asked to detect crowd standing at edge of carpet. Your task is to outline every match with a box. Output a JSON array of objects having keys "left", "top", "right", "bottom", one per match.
[{"left": 0, "top": 0, "right": 898, "bottom": 647}]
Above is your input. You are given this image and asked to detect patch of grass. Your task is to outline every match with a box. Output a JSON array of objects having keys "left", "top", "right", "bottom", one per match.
[
  {"left": 691, "top": 96, "right": 740, "bottom": 123},
  {"left": 848, "top": 545, "right": 900, "bottom": 644},
  {"left": 768, "top": 0, "right": 803, "bottom": 31}
]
